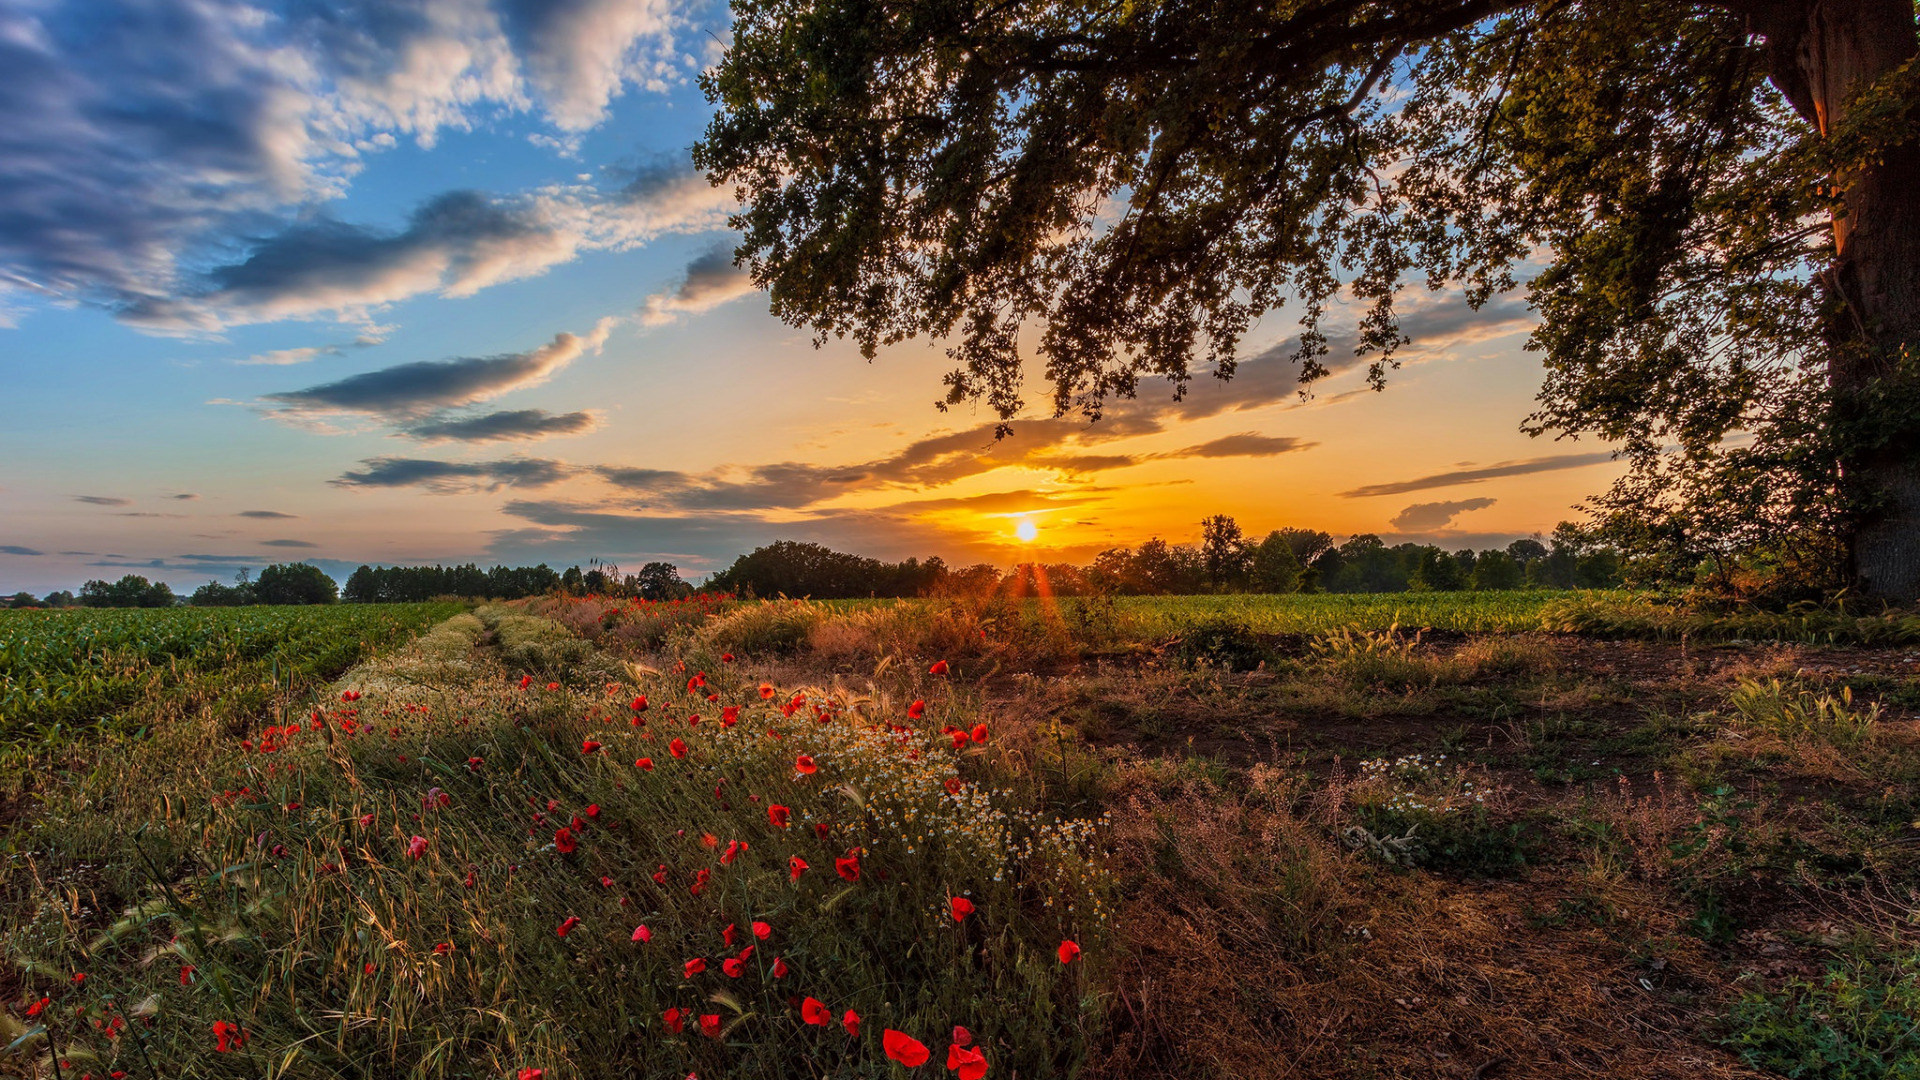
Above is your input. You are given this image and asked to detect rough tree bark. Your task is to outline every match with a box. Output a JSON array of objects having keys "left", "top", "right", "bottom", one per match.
[{"left": 1748, "top": 0, "right": 1920, "bottom": 601}]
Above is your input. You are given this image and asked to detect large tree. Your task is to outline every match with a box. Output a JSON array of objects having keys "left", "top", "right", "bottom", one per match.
[{"left": 695, "top": 0, "right": 1920, "bottom": 600}]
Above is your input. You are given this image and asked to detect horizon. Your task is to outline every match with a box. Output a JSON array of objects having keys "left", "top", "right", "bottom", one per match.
[{"left": 0, "top": 0, "right": 1627, "bottom": 597}]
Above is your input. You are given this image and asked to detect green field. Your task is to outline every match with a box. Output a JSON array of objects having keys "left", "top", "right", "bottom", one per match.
[{"left": 0, "top": 603, "right": 460, "bottom": 752}]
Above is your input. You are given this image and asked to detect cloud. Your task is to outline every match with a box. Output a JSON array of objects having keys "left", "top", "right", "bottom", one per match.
[
  {"left": 333, "top": 456, "right": 574, "bottom": 494},
  {"left": 260, "top": 539, "right": 319, "bottom": 548},
  {"left": 169, "top": 493, "right": 199, "bottom": 500},
  {"left": 239, "top": 347, "right": 339, "bottom": 366},
  {"left": 0, "top": 1, "right": 707, "bottom": 330},
  {"left": 1158, "top": 433, "right": 1315, "bottom": 460},
  {"left": 1389, "top": 498, "right": 1498, "bottom": 531},
  {"left": 1339, "top": 451, "right": 1618, "bottom": 498},
  {"left": 238, "top": 510, "right": 298, "bottom": 519},
  {"left": 640, "top": 240, "right": 758, "bottom": 325},
  {"left": 402, "top": 408, "right": 600, "bottom": 443},
  {"left": 0, "top": 544, "right": 44, "bottom": 556},
  {"left": 263, "top": 321, "right": 615, "bottom": 422},
  {"left": 75, "top": 495, "right": 130, "bottom": 506}
]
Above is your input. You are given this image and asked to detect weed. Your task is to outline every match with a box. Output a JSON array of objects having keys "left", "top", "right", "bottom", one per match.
[{"left": 1724, "top": 949, "right": 1920, "bottom": 1079}]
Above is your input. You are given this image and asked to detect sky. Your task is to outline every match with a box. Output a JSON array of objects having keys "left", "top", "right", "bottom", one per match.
[{"left": 0, "top": 0, "right": 1628, "bottom": 596}]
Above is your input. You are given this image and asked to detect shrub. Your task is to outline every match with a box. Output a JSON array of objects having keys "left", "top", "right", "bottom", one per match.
[{"left": 1724, "top": 950, "right": 1920, "bottom": 1079}]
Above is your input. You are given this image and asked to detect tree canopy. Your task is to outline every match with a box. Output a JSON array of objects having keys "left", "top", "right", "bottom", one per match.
[{"left": 697, "top": 0, "right": 1920, "bottom": 600}]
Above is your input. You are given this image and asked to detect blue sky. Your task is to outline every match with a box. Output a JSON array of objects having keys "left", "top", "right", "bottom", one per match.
[{"left": 0, "top": 0, "right": 1625, "bottom": 596}]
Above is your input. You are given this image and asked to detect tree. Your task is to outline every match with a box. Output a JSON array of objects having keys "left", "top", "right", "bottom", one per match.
[
  {"left": 5, "top": 591, "right": 38, "bottom": 608},
  {"left": 1250, "top": 531, "right": 1305, "bottom": 593},
  {"left": 698, "top": 1, "right": 1920, "bottom": 600},
  {"left": 1199, "top": 515, "right": 1252, "bottom": 590},
  {"left": 42, "top": 590, "right": 74, "bottom": 608},
  {"left": 635, "top": 562, "right": 692, "bottom": 601},
  {"left": 254, "top": 563, "right": 337, "bottom": 605}
]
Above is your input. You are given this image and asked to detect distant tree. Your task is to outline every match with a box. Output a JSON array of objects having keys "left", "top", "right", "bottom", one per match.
[
  {"left": 254, "top": 563, "right": 337, "bottom": 605},
  {"left": 1199, "top": 515, "right": 1253, "bottom": 591},
  {"left": 82, "top": 574, "right": 166, "bottom": 607},
  {"left": 1249, "top": 531, "right": 1304, "bottom": 593},
  {"left": 560, "top": 566, "right": 586, "bottom": 595},
  {"left": 1410, "top": 548, "right": 1466, "bottom": 591},
  {"left": 1507, "top": 538, "right": 1549, "bottom": 565},
  {"left": 137, "top": 579, "right": 176, "bottom": 607},
  {"left": 41, "top": 590, "right": 74, "bottom": 608},
  {"left": 1274, "top": 528, "right": 1335, "bottom": 568},
  {"left": 5, "top": 591, "right": 38, "bottom": 608},
  {"left": 635, "top": 562, "right": 692, "bottom": 601},
  {"left": 1471, "top": 549, "right": 1525, "bottom": 590}
]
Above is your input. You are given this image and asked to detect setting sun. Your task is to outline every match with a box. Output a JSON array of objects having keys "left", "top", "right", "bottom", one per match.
[{"left": 1015, "top": 518, "right": 1039, "bottom": 543}]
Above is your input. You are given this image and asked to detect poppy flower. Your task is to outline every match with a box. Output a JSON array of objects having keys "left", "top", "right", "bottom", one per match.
[
  {"left": 772, "top": 956, "right": 789, "bottom": 978},
  {"left": 843, "top": 1009, "right": 861, "bottom": 1037},
  {"left": 581, "top": 739, "right": 602, "bottom": 754},
  {"left": 788, "top": 856, "right": 808, "bottom": 881},
  {"left": 801, "top": 997, "right": 831, "bottom": 1025},
  {"left": 701, "top": 832, "right": 719, "bottom": 849},
  {"left": 699, "top": 1014, "right": 721, "bottom": 1038},
  {"left": 971, "top": 724, "right": 989, "bottom": 744},
  {"left": 631, "top": 695, "right": 649, "bottom": 712},
  {"left": 690, "top": 868, "right": 711, "bottom": 896},
  {"left": 952, "top": 1026, "right": 972, "bottom": 1047},
  {"left": 950, "top": 897, "right": 975, "bottom": 921},
  {"left": 434, "top": 942, "right": 454, "bottom": 955},
  {"left": 951, "top": 731, "right": 970, "bottom": 749},
  {"left": 1057, "top": 940, "right": 1081, "bottom": 964},
  {"left": 815, "top": 822, "right": 832, "bottom": 840},
  {"left": 721, "top": 652, "right": 735, "bottom": 663},
  {"left": 720, "top": 839, "right": 745, "bottom": 865},
  {"left": 586, "top": 804, "right": 601, "bottom": 819},
  {"left": 180, "top": 964, "right": 195, "bottom": 985},
  {"left": 687, "top": 714, "right": 701, "bottom": 727},
  {"left": 767, "top": 804, "right": 792, "bottom": 828},
  {"left": 759, "top": 682, "right": 776, "bottom": 699},
  {"left": 636, "top": 757, "right": 654, "bottom": 770},
  {"left": 720, "top": 705, "right": 739, "bottom": 727},
  {"left": 752, "top": 920, "right": 771, "bottom": 940},
  {"left": 687, "top": 673, "right": 707, "bottom": 691},
  {"left": 669, "top": 738, "right": 688, "bottom": 759},
  {"left": 683, "top": 958, "right": 706, "bottom": 978},
  {"left": 944, "top": 778, "right": 964, "bottom": 796},
  {"left": 546, "top": 682, "right": 561, "bottom": 692},
  {"left": 519, "top": 1070, "right": 545, "bottom": 1080},
  {"left": 599, "top": 875, "right": 615, "bottom": 889},
  {"left": 466, "top": 757, "right": 483, "bottom": 771},
  {"left": 835, "top": 854, "right": 861, "bottom": 881},
  {"left": 212, "top": 1020, "right": 247, "bottom": 1053},
  {"left": 663, "top": 1007, "right": 684, "bottom": 1034},
  {"left": 464, "top": 870, "right": 476, "bottom": 888},
  {"left": 654, "top": 865, "right": 669, "bottom": 884},
  {"left": 908, "top": 699, "right": 926, "bottom": 719},
  {"left": 520, "top": 675, "right": 533, "bottom": 689},
  {"left": 633, "top": 925, "right": 651, "bottom": 943},
  {"left": 554, "top": 827, "right": 577, "bottom": 853},
  {"left": 407, "top": 835, "right": 429, "bottom": 860},
  {"left": 722, "top": 922, "right": 738, "bottom": 947},
  {"left": 884, "top": 1029, "right": 931, "bottom": 1067},
  {"left": 26, "top": 998, "right": 47, "bottom": 1017},
  {"left": 722, "top": 957, "right": 745, "bottom": 977},
  {"left": 794, "top": 754, "right": 817, "bottom": 775},
  {"left": 556, "top": 916, "right": 581, "bottom": 938},
  {"left": 947, "top": 1043, "right": 989, "bottom": 1080},
  {"left": 929, "top": 660, "right": 949, "bottom": 676}
]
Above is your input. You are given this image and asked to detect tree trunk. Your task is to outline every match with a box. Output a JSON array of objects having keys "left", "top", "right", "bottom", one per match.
[{"left": 1754, "top": 0, "right": 1920, "bottom": 601}]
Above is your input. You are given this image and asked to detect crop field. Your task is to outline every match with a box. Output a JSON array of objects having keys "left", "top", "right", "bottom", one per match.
[
  {"left": 0, "top": 603, "right": 460, "bottom": 753},
  {"left": 2, "top": 595, "right": 1918, "bottom": 1079}
]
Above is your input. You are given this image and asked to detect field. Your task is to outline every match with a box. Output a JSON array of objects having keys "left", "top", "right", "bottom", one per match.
[{"left": 2, "top": 592, "right": 1918, "bottom": 1079}]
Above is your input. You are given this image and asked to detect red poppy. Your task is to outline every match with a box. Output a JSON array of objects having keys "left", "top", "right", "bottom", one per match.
[
  {"left": 556, "top": 916, "right": 581, "bottom": 937},
  {"left": 466, "top": 756, "right": 484, "bottom": 771},
  {"left": 788, "top": 856, "right": 808, "bottom": 881},
  {"left": 815, "top": 822, "right": 832, "bottom": 840},
  {"left": 947, "top": 1043, "right": 989, "bottom": 1080},
  {"left": 519, "top": 1070, "right": 545, "bottom": 1080},
  {"left": 720, "top": 839, "right": 745, "bottom": 865},
  {"left": 767, "top": 804, "right": 792, "bottom": 828},
  {"left": 25, "top": 998, "right": 47, "bottom": 1017},
  {"left": 952, "top": 1026, "right": 972, "bottom": 1047},
  {"left": 971, "top": 724, "right": 989, "bottom": 744},
  {"left": 884, "top": 1029, "right": 931, "bottom": 1067},
  {"left": 546, "top": 682, "right": 560, "bottom": 691},
  {"left": 520, "top": 675, "right": 533, "bottom": 689},
  {"left": 772, "top": 956, "right": 789, "bottom": 978},
  {"left": 944, "top": 778, "right": 964, "bottom": 795},
  {"left": 794, "top": 754, "right": 817, "bottom": 775},
  {"left": 721, "top": 652, "right": 735, "bottom": 663},
  {"left": 929, "top": 660, "right": 949, "bottom": 676},
  {"left": 691, "top": 868, "right": 711, "bottom": 896},
  {"left": 581, "top": 739, "right": 602, "bottom": 754},
  {"left": 599, "top": 875, "right": 614, "bottom": 889},
  {"left": 635, "top": 757, "right": 654, "bottom": 770},
  {"left": 801, "top": 997, "right": 831, "bottom": 1025},
  {"left": 701, "top": 832, "right": 719, "bottom": 849},
  {"left": 434, "top": 942, "right": 454, "bottom": 954},
  {"left": 951, "top": 731, "right": 970, "bottom": 749},
  {"left": 687, "top": 673, "right": 707, "bottom": 691},
  {"left": 654, "top": 865, "right": 669, "bottom": 884},
  {"left": 687, "top": 713, "right": 701, "bottom": 727},
  {"left": 843, "top": 1008, "right": 861, "bottom": 1037},
  {"left": 908, "top": 699, "right": 926, "bottom": 719},
  {"left": 699, "top": 1013, "right": 721, "bottom": 1038},
  {"left": 464, "top": 870, "right": 476, "bottom": 888},
  {"left": 721, "top": 705, "right": 740, "bottom": 727},
  {"left": 752, "top": 920, "right": 771, "bottom": 940},
  {"left": 949, "top": 897, "right": 975, "bottom": 921},
  {"left": 633, "top": 925, "right": 651, "bottom": 943},
  {"left": 407, "top": 835, "right": 429, "bottom": 860},
  {"left": 683, "top": 958, "right": 706, "bottom": 978},
  {"left": 1057, "top": 939, "right": 1081, "bottom": 964},
  {"left": 669, "top": 738, "right": 688, "bottom": 759},
  {"left": 759, "top": 682, "right": 776, "bottom": 699},
  {"left": 180, "top": 964, "right": 195, "bottom": 985},
  {"left": 835, "top": 853, "right": 861, "bottom": 882},
  {"left": 631, "top": 695, "right": 649, "bottom": 712},
  {"left": 663, "top": 1007, "right": 684, "bottom": 1034},
  {"left": 554, "top": 827, "right": 577, "bottom": 853},
  {"left": 212, "top": 1020, "right": 247, "bottom": 1053},
  {"left": 723, "top": 957, "right": 745, "bottom": 978},
  {"left": 586, "top": 804, "right": 601, "bottom": 818}
]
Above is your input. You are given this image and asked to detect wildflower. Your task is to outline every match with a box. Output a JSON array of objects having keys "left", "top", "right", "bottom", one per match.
[
  {"left": 702, "top": 832, "right": 719, "bottom": 849},
  {"left": 929, "top": 660, "right": 949, "bottom": 676},
  {"left": 721, "top": 839, "right": 745, "bottom": 865},
  {"left": 636, "top": 757, "right": 654, "bottom": 770},
  {"left": 631, "top": 695, "right": 649, "bottom": 712},
  {"left": 691, "top": 868, "right": 711, "bottom": 896},
  {"left": 908, "top": 699, "right": 926, "bottom": 719},
  {"left": 581, "top": 739, "right": 602, "bottom": 754},
  {"left": 180, "top": 964, "right": 195, "bottom": 985},
  {"left": 519, "top": 1070, "right": 545, "bottom": 1080},
  {"left": 721, "top": 705, "right": 739, "bottom": 727},
  {"left": 654, "top": 865, "right": 669, "bottom": 884},
  {"left": 885, "top": 1029, "right": 931, "bottom": 1067},
  {"left": 723, "top": 923, "right": 738, "bottom": 947},
  {"left": 952, "top": 1026, "right": 972, "bottom": 1047},
  {"left": 835, "top": 853, "right": 861, "bottom": 882},
  {"left": 721, "top": 652, "right": 735, "bottom": 663},
  {"left": 435, "top": 943, "right": 454, "bottom": 955},
  {"left": 684, "top": 958, "right": 706, "bottom": 978},
  {"left": 554, "top": 827, "right": 577, "bottom": 854},
  {"left": 801, "top": 997, "right": 831, "bottom": 1025},
  {"left": 759, "top": 682, "right": 776, "bottom": 699},
  {"left": 752, "top": 921, "right": 771, "bottom": 940},
  {"left": 1057, "top": 940, "right": 1080, "bottom": 964},
  {"left": 699, "top": 1014, "right": 721, "bottom": 1038},
  {"left": 687, "top": 673, "right": 707, "bottom": 691},
  {"left": 788, "top": 856, "right": 808, "bottom": 881},
  {"left": 586, "top": 804, "right": 601, "bottom": 819},
  {"left": 212, "top": 1020, "right": 247, "bottom": 1053},
  {"left": 767, "top": 804, "right": 792, "bottom": 828},
  {"left": 814, "top": 822, "right": 831, "bottom": 840},
  {"left": 947, "top": 1043, "right": 989, "bottom": 1080},
  {"left": 794, "top": 754, "right": 817, "bottom": 775},
  {"left": 772, "top": 956, "right": 789, "bottom": 978},
  {"left": 723, "top": 957, "right": 745, "bottom": 978},
  {"left": 556, "top": 916, "right": 581, "bottom": 938},
  {"left": 633, "top": 925, "right": 651, "bottom": 943},
  {"left": 546, "top": 682, "right": 560, "bottom": 691},
  {"left": 464, "top": 870, "right": 476, "bottom": 888},
  {"left": 407, "top": 835, "right": 429, "bottom": 860},
  {"left": 663, "top": 1007, "right": 684, "bottom": 1034},
  {"left": 944, "top": 778, "right": 964, "bottom": 796},
  {"left": 669, "top": 738, "right": 688, "bottom": 759},
  {"left": 520, "top": 675, "right": 532, "bottom": 689},
  {"left": 843, "top": 1009, "right": 861, "bottom": 1037},
  {"left": 467, "top": 757, "right": 484, "bottom": 771},
  {"left": 26, "top": 998, "right": 48, "bottom": 1017},
  {"left": 950, "top": 897, "right": 975, "bottom": 921}
]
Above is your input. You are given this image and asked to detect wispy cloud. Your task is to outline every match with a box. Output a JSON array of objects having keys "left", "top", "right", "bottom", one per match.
[
  {"left": 333, "top": 456, "right": 574, "bottom": 494},
  {"left": 402, "top": 408, "right": 601, "bottom": 443},
  {"left": 0, "top": 545, "right": 44, "bottom": 556},
  {"left": 75, "top": 495, "right": 130, "bottom": 506},
  {"left": 640, "top": 240, "right": 758, "bottom": 325},
  {"left": 1340, "top": 451, "right": 1617, "bottom": 498},
  {"left": 261, "top": 539, "right": 319, "bottom": 548},
  {"left": 238, "top": 510, "right": 298, "bottom": 519},
  {"left": 1389, "top": 497, "right": 1498, "bottom": 531},
  {"left": 238, "top": 346, "right": 340, "bottom": 366}
]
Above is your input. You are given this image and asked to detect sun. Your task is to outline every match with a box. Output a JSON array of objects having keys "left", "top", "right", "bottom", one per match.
[{"left": 1015, "top": 517, "right": 1039, "bottom": 543}]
